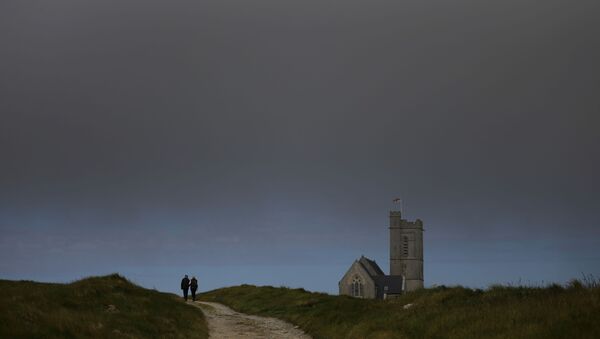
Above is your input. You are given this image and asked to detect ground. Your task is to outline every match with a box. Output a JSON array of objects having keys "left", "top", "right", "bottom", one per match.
[{"left": 192, "top": 301, "right": 311, "bottom": 339}]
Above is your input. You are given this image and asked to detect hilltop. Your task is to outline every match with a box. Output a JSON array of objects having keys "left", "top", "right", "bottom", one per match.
[
  {"left": 201, "top": 281, "right": 600, "bottom": 339},
  {"left": 0, "top": 274, "right": 208, "bottom": 338},
  {"left": 3, "top": 274, "right": 599, "bottom": 338}
]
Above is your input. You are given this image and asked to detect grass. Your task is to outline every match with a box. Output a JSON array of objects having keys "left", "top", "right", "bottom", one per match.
[
  {"left": 0, "top": 274, "right": 208, "bottom": 338},
  {"left": 200, "top": 280, "right": 600, "bottom": 339}
]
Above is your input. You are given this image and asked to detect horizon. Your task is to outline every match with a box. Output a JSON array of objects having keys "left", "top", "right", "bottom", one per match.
[{"left": 1, "top": 0, "right": 599, "bottom": 295}]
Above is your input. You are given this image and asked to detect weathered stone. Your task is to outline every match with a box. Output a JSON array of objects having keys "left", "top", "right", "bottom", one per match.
[{"left": 339, "top": 210, "right": 424, "bottom": 299}]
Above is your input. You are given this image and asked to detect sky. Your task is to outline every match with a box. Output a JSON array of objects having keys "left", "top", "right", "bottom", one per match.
[{"left": 1, "top": 0, "right": 599, "bottom": 294}]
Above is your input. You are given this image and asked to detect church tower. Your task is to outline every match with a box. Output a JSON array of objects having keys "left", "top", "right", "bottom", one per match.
[{"left": 389, "top": 211, "right": 424, "bottom": 291}]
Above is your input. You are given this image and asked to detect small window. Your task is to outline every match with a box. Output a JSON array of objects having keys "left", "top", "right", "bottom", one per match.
[{"left": 402, "top": 236, "right": 409, "bottom": 256}]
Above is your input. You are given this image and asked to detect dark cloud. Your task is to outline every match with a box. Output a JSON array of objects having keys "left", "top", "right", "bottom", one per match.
[{"left": 1, "top": 0, "right": 599, "bottom": 292}]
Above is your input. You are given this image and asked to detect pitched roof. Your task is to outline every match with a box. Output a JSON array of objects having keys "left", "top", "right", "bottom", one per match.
[
  {"left": 358, "top": 256, "right": 385, "bottom": 277},
  {"left": 373, "top": 275, "right": 405, "bottom": 295}
]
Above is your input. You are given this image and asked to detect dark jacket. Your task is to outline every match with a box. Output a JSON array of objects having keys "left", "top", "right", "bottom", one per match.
[
  {"left": 190, "top": 278, "right": 198, "bottom": 291},
  {"left": 181, "top": 277, "right": 190, "bottom": 290}
]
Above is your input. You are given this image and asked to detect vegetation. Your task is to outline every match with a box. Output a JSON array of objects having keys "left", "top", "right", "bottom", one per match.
[
  {"left": 201, "top": 279, "right": 600, "bottom": 339},
  {"left": 0, "top": 274, "right": 208, "bottom": 338}
]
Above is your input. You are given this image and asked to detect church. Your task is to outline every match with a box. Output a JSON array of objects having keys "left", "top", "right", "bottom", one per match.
[{"left": 339, "top": 210, "right": 424, "bottom": 299}]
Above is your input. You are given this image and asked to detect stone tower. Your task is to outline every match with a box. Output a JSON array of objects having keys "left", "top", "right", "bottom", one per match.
[{"left": 389, "top": 211, "right": 424, "bottom": 291}]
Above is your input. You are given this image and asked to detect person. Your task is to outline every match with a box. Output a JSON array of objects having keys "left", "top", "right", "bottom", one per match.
[
  {"left": 181, "top": 275, "right": 190, "bottom": 301},
  {"left": 190, "top": 276, "right": 198, "bottom": 301}
]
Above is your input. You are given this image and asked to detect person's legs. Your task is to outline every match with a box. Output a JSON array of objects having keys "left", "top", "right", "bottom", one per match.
[
  {"left": 191, "top": 289, "right": 196, "bottom": 301},
  {"left": 183, "top": 289, "right": 188, "bottom": 301}
]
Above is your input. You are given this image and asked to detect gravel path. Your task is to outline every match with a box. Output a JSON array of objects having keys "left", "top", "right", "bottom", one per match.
[{"left": 191, "top": 301, "right": 311, "bottom": 339}]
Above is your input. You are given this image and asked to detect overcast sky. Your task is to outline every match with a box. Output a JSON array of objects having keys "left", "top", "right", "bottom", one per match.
[{"left": 1, "top": 0, "right": 599, "bottom": 293}]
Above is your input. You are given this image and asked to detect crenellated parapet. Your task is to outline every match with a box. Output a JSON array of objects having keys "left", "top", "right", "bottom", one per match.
[{"left": 389, "top": 211, "right": 424, "bottom": 229}]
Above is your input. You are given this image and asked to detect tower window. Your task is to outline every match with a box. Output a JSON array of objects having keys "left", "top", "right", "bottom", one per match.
[{"left": 402, "top": 236, "right": 409, "bottom": 256}]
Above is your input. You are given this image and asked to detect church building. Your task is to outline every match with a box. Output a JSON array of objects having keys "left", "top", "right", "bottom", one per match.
[{"left": 339, "top": 210, "right": 424, "bottom": 299}]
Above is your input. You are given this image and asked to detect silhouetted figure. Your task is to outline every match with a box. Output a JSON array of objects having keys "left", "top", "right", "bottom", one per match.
[
  {"left": 181, "top": 274, "right": 190, "bottom": 301},
  {"left": 190, "top": 276, "right": 198, "bottom": 301}
]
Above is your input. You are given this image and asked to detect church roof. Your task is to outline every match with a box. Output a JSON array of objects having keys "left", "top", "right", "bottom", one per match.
[
  {"left": 358, "top": 256, "right": 385, "bottom": 277},
  {"left": 356, "top": 256, "right": 404, "bottom": 297},
  {"left": 373, "top": 275, "right": 405, "bottom": 295}
]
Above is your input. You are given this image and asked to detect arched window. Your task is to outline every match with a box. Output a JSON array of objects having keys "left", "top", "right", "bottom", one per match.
[{"left": 352, "top": 277, "right": 363, "bottom": 297}]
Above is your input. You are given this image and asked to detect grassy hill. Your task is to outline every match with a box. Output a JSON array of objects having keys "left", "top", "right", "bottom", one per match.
[
  {"left": 0, "top": 274, "right": 208, "bottom": 338},
  {"left": 201, "top": 280, "right": 600, "bottom": 339}
]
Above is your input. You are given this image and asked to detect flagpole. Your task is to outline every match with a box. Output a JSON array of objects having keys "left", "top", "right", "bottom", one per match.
[{"left": 392, "top": 197, "right": 403, "bottom": 216}]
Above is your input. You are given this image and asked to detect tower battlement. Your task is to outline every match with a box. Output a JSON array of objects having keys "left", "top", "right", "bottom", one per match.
[{"left": 389, "top": 211, "right": 423, "bottom": 229}]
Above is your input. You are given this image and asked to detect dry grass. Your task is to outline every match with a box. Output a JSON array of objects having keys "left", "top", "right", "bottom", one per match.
[
  {"left": 0, "top": 274, "right": 208, "bottom": 338},
  {"left": 201, "top": 280, "right": 600, "bottom": 339}
]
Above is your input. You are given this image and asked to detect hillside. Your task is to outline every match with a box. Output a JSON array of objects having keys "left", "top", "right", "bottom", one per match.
[
  {"left": 201, "top": 281, "right": 600, "bottom": 339},
  {"left": 0, "top": 274, "right": 208, "bottom": 338}
]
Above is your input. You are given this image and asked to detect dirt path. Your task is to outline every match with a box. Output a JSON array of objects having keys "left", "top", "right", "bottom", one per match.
[{"left": 191, "top": 301, "right": 311, "bottom": 339}]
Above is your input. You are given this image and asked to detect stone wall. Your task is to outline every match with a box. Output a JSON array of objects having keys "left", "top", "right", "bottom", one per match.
[
  {"left": 338, "top": 261, "right": 377, "bottom": 299},
  {"left": 389, "top": 211, "right": 424, "bottom": 291}
]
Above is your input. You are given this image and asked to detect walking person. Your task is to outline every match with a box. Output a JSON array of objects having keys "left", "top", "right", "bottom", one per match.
[
  {"left": 181, "top": 274, "right": 190, "bottom": 301},
  {"left": 190, "top": 276, "right": 198, "bottom": 301}
]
